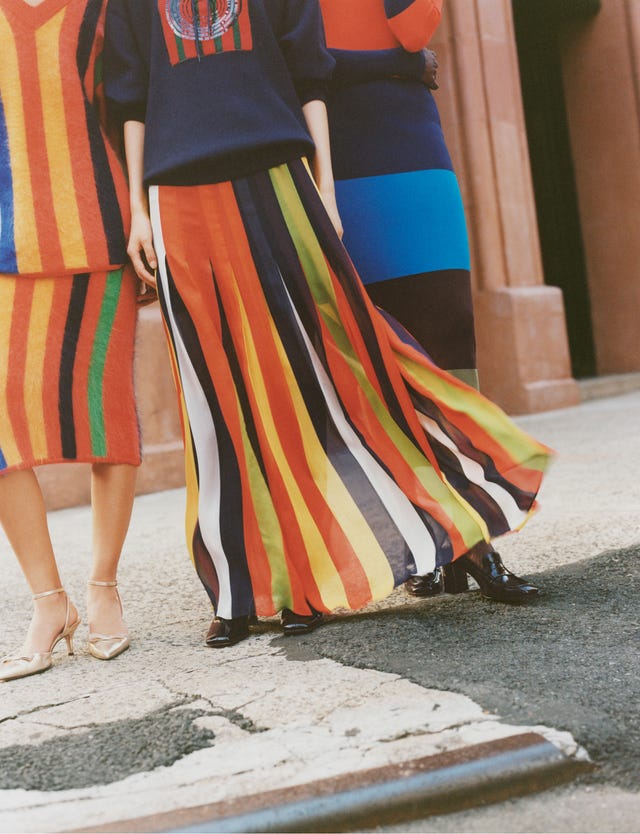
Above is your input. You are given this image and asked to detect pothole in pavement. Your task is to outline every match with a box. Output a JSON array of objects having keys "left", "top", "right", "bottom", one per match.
[{"left": 0, "top": 703, "right": 215, "bottom": 791}]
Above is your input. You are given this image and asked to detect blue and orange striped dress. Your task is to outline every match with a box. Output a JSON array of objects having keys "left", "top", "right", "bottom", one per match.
[
  {"left": 321, "top": 0, "right": 478, "bottom": 386},
  {"left": 0, "top": 0, "right": 140, "bottom": 473}
]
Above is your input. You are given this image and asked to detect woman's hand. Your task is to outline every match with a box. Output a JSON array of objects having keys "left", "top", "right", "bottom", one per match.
[
  {"left": 128, "top": 206, "right": 158, "bottom": 287},
  {"left": 122, "top": 120, "right": 157, "bottom": 291},
  {"left": 422, "top": 48, "right": 439, "bottom": 90},
  {"left": 319, "top": 187, "right": 344, "bottom": 240},
  {"left": 136, "top": 277, "right": 157, "bottom": 306},
  {"left": 300, "top": 101, "right": 344, "bottom": 240}
]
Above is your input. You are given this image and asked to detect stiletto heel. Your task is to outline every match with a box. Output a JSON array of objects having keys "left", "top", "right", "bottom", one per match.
[
  {"left": 0, "top": 588, "right": 80, "bottom": 682},
  {"left": 443, "top": 560, "right": 470, "bottom": 594},
  {"left": 87, "top": 580, "right": 130, "bottom": 660}
]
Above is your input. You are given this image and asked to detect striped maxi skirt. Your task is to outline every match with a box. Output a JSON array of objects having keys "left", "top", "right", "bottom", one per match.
[
  {"left": 149, "top": 159, "right": 551, "bottom": 620},
  {"left": 0, "top": 267, "right": 141, "bottom": 473}
]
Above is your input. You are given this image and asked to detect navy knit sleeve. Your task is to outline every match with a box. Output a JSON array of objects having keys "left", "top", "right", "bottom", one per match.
[
  {"left": 104, "top": 0, "right": 150, "bottom": 125},
  {"left": 329, "top": 48, "right": 426, "bottom": 89},
  {"left": 274, "top": 0, "right": 335, "bottom": 105}
]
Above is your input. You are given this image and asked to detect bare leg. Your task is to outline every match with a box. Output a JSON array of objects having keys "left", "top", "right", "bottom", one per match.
[
  {"left": 86, "top": 463, "right": 137, "bottom": 637},
  {"left": 0, "top": 469, "right": 78, "bottom": 653}
]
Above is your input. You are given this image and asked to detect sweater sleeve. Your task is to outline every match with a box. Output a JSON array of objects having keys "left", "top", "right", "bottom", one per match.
[
  {"left": 92, "top": 38, "right": 124, "bottom": 157},
  {"left": 329, "top": 47, "right": 426, "bottom": 88},
  {"left": 104, "top": 0, "right": 150, "bottom": 125},
  {"left": 384, "top": 0, "right": 443, "bottom": 52},
  {"left": 275, "top": 0, "right": 336, "bottom": 105}
]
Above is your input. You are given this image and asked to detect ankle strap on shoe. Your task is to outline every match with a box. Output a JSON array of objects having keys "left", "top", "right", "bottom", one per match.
[
  {"left": 87, "top": 580, "right": 118, "bottom": 587},
  {"left": 32, "top": 587, "right": 65, "bottom": 600}
]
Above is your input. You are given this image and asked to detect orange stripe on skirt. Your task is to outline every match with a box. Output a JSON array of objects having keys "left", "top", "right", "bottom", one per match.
[{"left": 0, "top": 268, "right": 140, "bottom": 474}]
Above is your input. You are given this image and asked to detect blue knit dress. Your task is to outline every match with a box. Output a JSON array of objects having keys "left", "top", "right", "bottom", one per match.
[{"left": 321, "top": 0, "right": 478, "bottom": 386}]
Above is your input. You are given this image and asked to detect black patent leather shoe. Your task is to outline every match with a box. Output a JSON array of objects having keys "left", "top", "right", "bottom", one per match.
[
  {"left": 205, "top": 616, "right": 251, "bottom": 648},
  {"left": 445, "top": 551, "right": 539, "bottom": 602},
  {"left": 281, "top": 608, "right": 323, "bottom": 636},
  {"left": 404, "top": 567, "right": 445, "bottom": 598}
]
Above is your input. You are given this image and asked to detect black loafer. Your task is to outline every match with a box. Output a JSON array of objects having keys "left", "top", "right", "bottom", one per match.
[
  {"left": 205, "top": 616, "right": 251, "bottom": 648},
  {"left": 281, "top": 608, "right": 323, "bottom": 635},
  {"left": 404, "top": 567, "right": 445, "bottom": 598},
  {"left": 446, "top": 551, "right": 539, "bottom": 602}
]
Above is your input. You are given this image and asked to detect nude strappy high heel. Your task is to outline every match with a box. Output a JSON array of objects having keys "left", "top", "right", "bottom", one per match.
[
  {"left": 87, "top": 580, "right": 130, "bottom": 660},
  {"left": 0, "top": 588, "right": 80, "bottom": 682}
]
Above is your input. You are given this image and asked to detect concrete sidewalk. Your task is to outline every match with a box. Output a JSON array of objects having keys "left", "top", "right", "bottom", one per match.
[{"left": 1, "top": 391, "right": 639, "bottom": 833}]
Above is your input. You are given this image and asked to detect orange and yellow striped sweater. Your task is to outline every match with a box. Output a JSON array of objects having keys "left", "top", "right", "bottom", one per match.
[{"left": 0, "top": 0, "right": 130, "bottom": 278}]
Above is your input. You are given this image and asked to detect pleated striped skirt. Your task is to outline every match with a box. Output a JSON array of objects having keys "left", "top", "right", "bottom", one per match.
[
  {"left": 150, "top": 159, "right": 551, "bottom": 620},
  {"left": 0, "top": 267, "right": 140, "bottom": 473}
]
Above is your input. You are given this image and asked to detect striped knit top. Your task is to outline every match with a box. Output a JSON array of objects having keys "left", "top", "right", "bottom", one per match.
[{"left": 0, "top": 0, "right": 130, "bottom": 278}]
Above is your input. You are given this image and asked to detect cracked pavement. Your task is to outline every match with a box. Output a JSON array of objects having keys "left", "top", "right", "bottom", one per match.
[{"left": 1, "top": 392, "right": 639, "bottom": 833}]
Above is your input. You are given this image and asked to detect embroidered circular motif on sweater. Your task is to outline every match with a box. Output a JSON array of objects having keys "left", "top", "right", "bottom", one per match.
[{"left": 165, "top": 0, "right": 241, "bottom": 41}]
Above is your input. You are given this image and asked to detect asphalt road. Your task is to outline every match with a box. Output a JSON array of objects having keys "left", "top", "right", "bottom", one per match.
[
  {"left": 1, "top": 394, "right": 638, "bottom": 833},
  {"left": 284, "top": 543, "right": 640, "bottom": 791}
]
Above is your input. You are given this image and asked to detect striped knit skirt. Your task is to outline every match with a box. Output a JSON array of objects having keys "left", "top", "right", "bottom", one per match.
[
  {"left": 150, "top": 159, "right": 551, "bottom": 620},
  {"left": 0, "top": 267, "right": 140, "bottom": 473}
]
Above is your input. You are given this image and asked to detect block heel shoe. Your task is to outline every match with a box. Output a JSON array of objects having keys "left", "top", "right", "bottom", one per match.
[
  {"left": 443, "top": 560, "right": 470, "bottom": 594},
  {"left": 404, "top": 567, "right": 445, "bottom": 597},
  {"left": 444, "top": 551, "right": 538, "bottom": 602},
  {"left": 281, "top": 607, "right": 323, "bottom": 635},
  {"left": 206, "top": 616, "right": 253, "bottom": 648}
]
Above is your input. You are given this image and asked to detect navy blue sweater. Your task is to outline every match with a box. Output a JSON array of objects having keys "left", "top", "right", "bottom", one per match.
[{"left": 104, "top": 0, "right": 335, "bottom": 185}]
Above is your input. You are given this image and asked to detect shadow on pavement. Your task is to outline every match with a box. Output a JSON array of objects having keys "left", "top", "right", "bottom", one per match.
[{"left": 286, "top": 544, "right": 640, "bottom": 790}]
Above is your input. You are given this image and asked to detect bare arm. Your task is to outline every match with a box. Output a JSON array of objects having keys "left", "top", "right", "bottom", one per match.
[
  {"left": 302, "top": 99, "right": 343, "bottom": 239},
  {"left": 123, "top": 120, "right": 157, "bottom": 285}
]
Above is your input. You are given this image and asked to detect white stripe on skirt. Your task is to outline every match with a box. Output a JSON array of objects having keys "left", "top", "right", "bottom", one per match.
[
  {"left": 287, "top": 282, "right": 439, "bottom": 577},
  {"left": 418, "top": 413, "right": 527, "bottom": 531},
  {"left": 149, "top": 186, "right": 235, "bottom": 619}
]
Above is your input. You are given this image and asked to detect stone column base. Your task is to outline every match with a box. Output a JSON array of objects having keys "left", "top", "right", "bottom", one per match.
[{"left": 474, "top": 286, "right": 580, "bottom": 415}]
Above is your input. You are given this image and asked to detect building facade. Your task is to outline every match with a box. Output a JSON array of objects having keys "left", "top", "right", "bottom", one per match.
[
  {"left": 41, "top": 0, "right": 640, "bottom": 508},
  {"left": 430, "top": 0, "right": 640, "bottom": 414}
]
